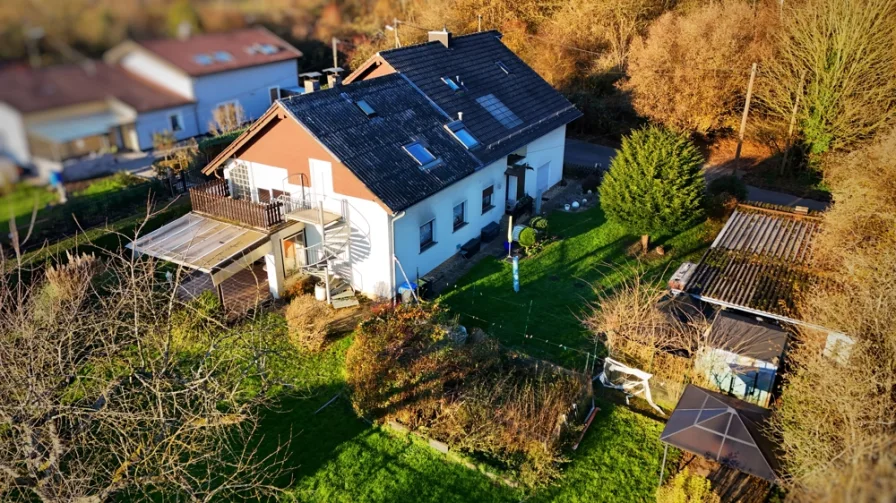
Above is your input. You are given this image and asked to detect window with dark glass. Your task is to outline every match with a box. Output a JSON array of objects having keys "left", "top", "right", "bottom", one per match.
[
  {"left": 453, "top": 202, "right": 466, "bottom": 231},
  {"left": 481, "top": 185, "right": 494, "bottom": 214},
  {"left": 420, "top": 220, "right": 435, "bottom": 252},
  {"left": 168, "top": 113, "right": 183, "bottom": 132}
]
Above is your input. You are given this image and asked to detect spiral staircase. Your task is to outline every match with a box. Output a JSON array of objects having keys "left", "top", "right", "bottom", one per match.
[{"left": 277, "top": 193, "right": 358, "bottom": 309}]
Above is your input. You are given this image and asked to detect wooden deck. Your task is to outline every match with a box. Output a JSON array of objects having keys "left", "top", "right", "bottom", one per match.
[{"left": 178, "top": 263, "right": 271, "bottom": 314}]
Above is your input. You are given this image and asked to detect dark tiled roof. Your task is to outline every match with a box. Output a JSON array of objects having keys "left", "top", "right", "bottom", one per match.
[
  {"left": 136, "top": 28, "right": 301, "bottom": 77},
  {"left": 709, "top": 311, "right": 788, "bottom": 363},
  {"left": 279, "top": 74, "right": 482, "bottom": 212},
  {"left": 379, "top": 31, "right": 582, "bottom": 164},
  {"left": 0, "top": 63, "right": 193, "bottom": 114},
  {"left": 686, "top": 205, "right": 821, "bottom": 318}
]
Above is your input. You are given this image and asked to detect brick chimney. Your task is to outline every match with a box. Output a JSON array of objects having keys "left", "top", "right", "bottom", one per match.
[
  {"left": 324, "top": 67, "right": 343, "bottom": 88},
  {"left": 428, "top": 29, "right": 451, "bottom": 48},
  {"left": 299, "top": 71, "right": 322, "bottom": 93}
]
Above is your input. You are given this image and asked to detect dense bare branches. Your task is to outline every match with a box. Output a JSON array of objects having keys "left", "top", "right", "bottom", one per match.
[
  {"left": 757, "top": 0, "right": 896, "bottom": 155},
  {"left": 625, "top": 1, "right": 776, "bottom": 134},
  {"left": 0, "top": 233, "right": 296, "bottom": 502},
  {"left": 773, "top": 129, "right": 896, "bottom": 500}
]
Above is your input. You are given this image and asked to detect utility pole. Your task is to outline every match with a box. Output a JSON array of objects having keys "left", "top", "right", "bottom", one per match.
[
  {"left": 734, "top": 62, "right": 758, "bottom": 174},
  {"left": 393, "top": 18, "right": 401, "bottom": 48},
  {"left": 331, "top": 37, "right": 339, "bottom": 69},
  {"left": 780, "top": 72, "right": 805, "bottom": 174}
]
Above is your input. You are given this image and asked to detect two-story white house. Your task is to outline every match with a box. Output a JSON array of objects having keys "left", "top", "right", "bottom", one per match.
[
  {"left": 0, "top": 28, "right": 301, "bottom": 181},
  {"left": 128, "top": 30, "right": 581, "bottom": 308}
]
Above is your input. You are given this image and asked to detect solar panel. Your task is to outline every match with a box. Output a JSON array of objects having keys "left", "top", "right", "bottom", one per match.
[{"left": 476, "top": 93, "right": 523, "bottom": 129}]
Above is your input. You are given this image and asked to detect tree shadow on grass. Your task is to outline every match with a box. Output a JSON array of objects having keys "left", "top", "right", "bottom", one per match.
[{"left": 256, "top": 387, "right": 519, "bottom": 503}]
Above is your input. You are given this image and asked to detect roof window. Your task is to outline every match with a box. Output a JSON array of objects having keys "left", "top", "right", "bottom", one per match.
[
  {"left": 259, "top": 44, "right": 280, "bottom": 55},
  {"left": 442, "top": 76, "right": 462, "bottom": 92},
  {"left": 214, "top": 51, "right": 233, "bottom": 62},
  {"left": 355, "top": 100, "right": 376, "bottom": 117},
  {"left": 495, "top": 60, "right": 511, "bottom": 75},
  {"left": 193, "top": 54, "right": 213, "bottom": 65},
  {"left": 404, "top": 142, "right": 439, "bottom": 169},
  {"left": 445, "top": 121, "right": 479, "bottom": 149}
]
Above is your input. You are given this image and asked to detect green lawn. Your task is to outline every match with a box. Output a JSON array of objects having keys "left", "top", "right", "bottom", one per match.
[
  {"left": 439, "top": 206, "right": 718, "bottom": 367},
  {"left": 0, "top": 184, "right": 58, "bottom": 234},
  {"left": 255, "top": 328, "right": 675, "bottom": 502}
]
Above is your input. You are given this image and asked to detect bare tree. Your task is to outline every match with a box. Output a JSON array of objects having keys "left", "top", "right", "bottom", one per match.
[
  {"left": 624, "top": 0, "right": 776, "bottom": 135},
  {"left": 771, "top": 129, "right": 896, "bottom": 500},
  {"left": 208, "top": 102, "right": 247, "bottom": 136},
  {"left": 0, "top": 223, "right": 296, "bottom": 502},
  {"left": 757, "top": 0, "right": 896, "bottom": 156}
]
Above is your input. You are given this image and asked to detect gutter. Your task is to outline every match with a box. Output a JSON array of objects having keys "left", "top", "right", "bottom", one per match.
[{"left": 389, "top": 210, "right": 407, "bottom": 305}]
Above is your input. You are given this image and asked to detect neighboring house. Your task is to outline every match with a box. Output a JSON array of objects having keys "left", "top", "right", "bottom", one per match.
[
  {"left": 669, "top": 203, "right": 852, "bottom": 401},
  {"left": 0, "top": 28, "right": 301, "bottom": 180},
  {"left": 104, "top": 28, "right": 302, "bottom": 147},
  {"left": 128, "top": 30, "right": 581, "bottom": 307}
]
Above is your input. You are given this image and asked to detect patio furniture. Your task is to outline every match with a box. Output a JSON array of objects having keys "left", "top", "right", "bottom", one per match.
[
  {"left": 460, "top": 237, "right": 481, "bottom": 258},
  {"left": 480, "top": 221, "right": 500, "bottom": 242}
]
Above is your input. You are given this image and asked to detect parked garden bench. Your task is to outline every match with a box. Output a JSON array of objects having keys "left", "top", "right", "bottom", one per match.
[{"left": 460, "top": 237, "right": 481, "bottom": 259}]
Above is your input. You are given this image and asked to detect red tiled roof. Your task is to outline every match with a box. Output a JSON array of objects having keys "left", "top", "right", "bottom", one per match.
[
  {"left": 135, "top": 28, "right": 302, "bottom": 77},
  {"left": 0, "top": 63, "right": 193, "bottom": 114}
]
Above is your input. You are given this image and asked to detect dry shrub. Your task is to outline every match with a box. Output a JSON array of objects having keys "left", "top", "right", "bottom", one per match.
[
  {"left": 285, "top": 294, "right": 332, "bottom": 353},
  {"left": 43, "top": 251, "right": 101, "bottom": 305},
  {"left": 657, "top": 469, "right": 721, "bottom": 503},
  {"left": 625, "top": 1, "right": 776, "bottom": 134},
  {"left": 346, "top": 303, "right": 586, "bottom": 487},
  {"left": 773, "top": 129, "right": 896, "bottom": 500},
  {"left": 208, "top": 102, "right": 247, "bottom": 136}
]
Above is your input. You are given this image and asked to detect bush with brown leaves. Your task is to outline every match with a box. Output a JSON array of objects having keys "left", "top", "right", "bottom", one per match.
[{"left": 285, "top": 294, "right": 332, "bottom": 353}]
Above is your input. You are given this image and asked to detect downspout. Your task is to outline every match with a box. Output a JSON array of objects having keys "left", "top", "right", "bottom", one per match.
[{"left": 389, "top": 210, "right": 406, "bottom": 305}]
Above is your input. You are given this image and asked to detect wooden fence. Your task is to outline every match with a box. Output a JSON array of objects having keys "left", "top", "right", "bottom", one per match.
[{"left": 189, "top": 179, "right": 284, "bottom": 230}]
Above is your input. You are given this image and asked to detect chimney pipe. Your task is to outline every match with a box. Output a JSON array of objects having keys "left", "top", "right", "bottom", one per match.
[
  {"left": 428, "top": 29, "right": 451, "bottom": 48},
  {"left": 458, "top": 112, "right": 463, "bottom": 121},
  {"left": 299, "top": 71, "right": 322, "bottom": 94}
]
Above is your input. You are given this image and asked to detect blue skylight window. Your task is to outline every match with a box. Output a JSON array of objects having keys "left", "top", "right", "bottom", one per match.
[
  {"left": 355, "top": 100, "right": 376, "bottom": 117},
  {"left": 193, "top": 54, "right": 213, "bottom": 65},
  {"left": 442, "top": 77, "right": 462, "bottom": 92},
  {"left": 214, "top": 51, "right": 233, "bottom": 62},
  {"left": 404, "top": 142, "right": 438, "bottom": 167},
  {"left": 259, "top": 44, "right": 279, "bottom": 55},
  {"left": 445, "top": 122, "right": 479, "bottom": 149}
]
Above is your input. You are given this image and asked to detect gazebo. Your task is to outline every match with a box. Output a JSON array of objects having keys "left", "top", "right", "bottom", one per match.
[{"left": 659, "top": 384, "right": 781, "bottom": 483}]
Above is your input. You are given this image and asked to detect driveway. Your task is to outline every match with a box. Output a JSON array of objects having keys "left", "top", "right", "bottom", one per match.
[{"left": 563, "top": 138, "right": 830, "bottom": 211}]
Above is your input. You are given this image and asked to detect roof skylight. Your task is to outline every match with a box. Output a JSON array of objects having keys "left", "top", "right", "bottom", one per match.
[
  {"left": 355, "top": 100, "right": 376, "bottom": 117},
  {"left": 445, "top": 121, "right": 479, "bottom": 149},
  {"left": 476, "top": 94, "right": 523, "bottom": 129},
  {"left": 442, "top": 77, "right": 462, "bottom": 92},
  {"left": 193, "top": 54, "right": 213, "bottom": 65},
  {"left": 404, "top": 142, "right": 438, "bottom": 168},
  {"left": 259, "top": 44, "right": 279, "bottom": 55},
  {"left": 495, "top": 60, "right": 511, "bottom": 75},
  {"left": 214, "top": 51, "right": 233, "bottom": 62}
]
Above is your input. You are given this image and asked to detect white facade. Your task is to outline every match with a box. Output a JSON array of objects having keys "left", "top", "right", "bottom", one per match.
[
  {"left": 120, "top": 51, "right": 196, "bottom": 100},
  {"left": 192, "top": 61, "right": 299, "bottom": 134},
  {"left": 222, "top": 124, "right": 567, "bottom": 298},
  {"left": 0, "top": 103, "right": 30, "bottom": 165},
  {"left": 134, "top": 103, "right": 200, "bottom": 149}
]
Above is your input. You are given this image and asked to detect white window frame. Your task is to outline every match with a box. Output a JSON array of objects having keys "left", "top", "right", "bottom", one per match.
[{"left": 168, "top": 111, "right": 185, "bottom": 132}]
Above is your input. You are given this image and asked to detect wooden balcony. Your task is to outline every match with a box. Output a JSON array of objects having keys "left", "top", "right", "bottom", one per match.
[{"left": 189, "top": 179, "right": 284, "bottom": 231}]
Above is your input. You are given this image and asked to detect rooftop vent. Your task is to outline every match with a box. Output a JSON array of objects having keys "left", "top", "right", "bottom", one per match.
[
  {"left": 324, "top": 67, "right": 344, "bottom": 88},
  {"left": 495, "top": 60, "right": 511, "bottom": 75},
  {"left": 299, "top": 71, "right": 322, "bottom": 93},
  {"left": 428, "top": 29, "right": 452, "bottom": 48}
]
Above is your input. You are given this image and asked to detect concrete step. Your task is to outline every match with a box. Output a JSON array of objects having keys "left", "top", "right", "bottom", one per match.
[
  {"left": 332, "top": 297, "right": 360, "bottom": 309},
  {"left": 331, "top": 289, "right": 354, "bottom": 300}
]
